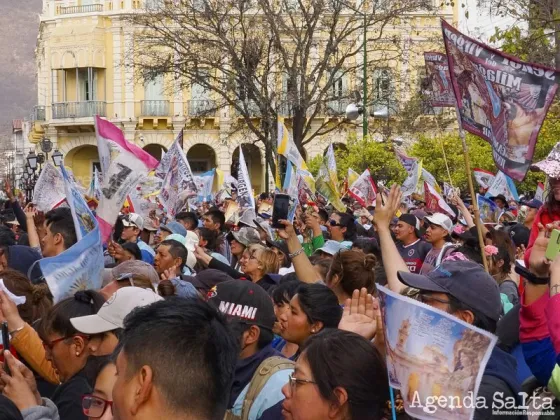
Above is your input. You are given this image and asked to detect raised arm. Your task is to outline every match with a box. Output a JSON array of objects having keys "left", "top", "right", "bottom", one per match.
[{"left": 278, "top": 220, "right": 320, "bottom": 283}]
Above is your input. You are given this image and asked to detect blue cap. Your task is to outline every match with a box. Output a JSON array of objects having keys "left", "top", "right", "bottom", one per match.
[
  {"left": 161, "top": 221, "right": 187, "bottom": 237},
  {"left": 524, "top": 199, "right": 543, "bottom": 209}
]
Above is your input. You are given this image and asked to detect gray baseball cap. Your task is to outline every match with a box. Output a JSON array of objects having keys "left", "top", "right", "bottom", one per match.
[{"left": 227, "top": 227, "right": 261, "bottom": 247}]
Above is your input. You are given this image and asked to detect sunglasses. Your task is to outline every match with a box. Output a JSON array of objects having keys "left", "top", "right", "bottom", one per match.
[
  {"left": 328, "top": 219, "right": 342, "bottom": 227},
  {"left": 82, "top": 394, "right": 113, "bottom": 418},
  {"left": 43, "top": 334, "right": 90, "bottom": 351}
]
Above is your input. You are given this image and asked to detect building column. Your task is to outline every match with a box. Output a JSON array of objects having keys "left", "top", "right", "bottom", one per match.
[
  {"left": 111, "top": 23, "right": 124, "bottom": 119},
  {"left": 122, "top": 121, "right": 136, "bottom": 143},
  {"left": 123, "top": 28, "right": 135, "bottom": 120}
]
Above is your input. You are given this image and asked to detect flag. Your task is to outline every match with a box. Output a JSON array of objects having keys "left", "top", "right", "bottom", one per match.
[
  {"left": 347, "top": 168, "right": 359, "bottom": 186},
  {"left": 32, "top": 163, "right": 66, "bottom": 212},
  {"left": 40, "top": 165, "right": 103, "bottom": 303},
  {"left": 283, "top": 161, "right": 298, "bottom": 200},
  {"left": 535, "top": 182, "right": 545, "bottom": 202},
  {"left": 425, "top": 181, "right": 455, "bottom": 217},
  {"left": 442, "top": 20, "right": 560, "bottom": 181},
  {"left": 316, "top": 145, "right": 345, "bottom": 211},
  {"left": 295, "top": 169, "right": 316, "bottom": 205},
  {"left": 478, "top": 193, "right": 499, "bottom": 222},
  {"left": 87, "top": 167, "right": 102, "bottom": 202},
  {"left": 402, "top": 160, "right": 422, "bottom": 197},
  {"left": 395, "top": 150, "right": 417, "bottom": 173},
  {"left": 157, "top": 135, "right": 198, "bottom": 216},
  {"left": 473, "top": 168, "right": 495, "bottom": 190},
  {"left": 443, "top": 182, "right": 456, "bottom": 199},
  {"left": 485, "top": 171, "right": 519, "bottom": 202},
  {"left": 348, "top": 169, "right": 377, "bottom": 207},
  {"left": 423, "top": 51, "right": 455, "bottom": 107},
  {"left": 195, "top": 169, "right": 216, "bottom": 202},
  {"left": 95, "top": 116, "right": 159, "bottom": 241},
  {"left": 421, "top": 168, "right": 441, "bottom": 193},
  {"left": 237, "top": 148, "right": 255, "bottom": 210},
  {"left": 277, "top": 122, "right": 307, "bottom": 170}
]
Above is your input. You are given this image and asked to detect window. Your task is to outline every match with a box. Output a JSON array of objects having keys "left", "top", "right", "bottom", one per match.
[
  {"left": 372, "top": 68, "right": 397, "bottom": 117},
  {"left": 191, "top": 70, "right": 210, "bottom": 100},
  {"left": 77, "top": 68, "right": 97, "bottom": 101},
  {"left": 144, "top": 74, "right": 164, "bottom": 100}
]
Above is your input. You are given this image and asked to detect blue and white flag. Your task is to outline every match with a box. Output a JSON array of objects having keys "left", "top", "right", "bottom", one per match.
[
  {"left": 485, "top": 171, "right": 519, "bottom": 202},
  {"left": 40, "top": 165, "right": 104, "bottom": 303},
  {"left": 195, "top": 169, "right": 216, "bottom": 202}
]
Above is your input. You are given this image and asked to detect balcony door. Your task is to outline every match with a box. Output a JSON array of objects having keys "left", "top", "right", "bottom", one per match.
[{"left": 77, "top": 68, "right": 97, "bottom": 102}]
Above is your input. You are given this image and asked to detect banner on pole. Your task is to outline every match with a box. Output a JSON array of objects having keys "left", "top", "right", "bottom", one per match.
[
  {"left": 442, "top": 20, "right": 560, "bottom": 181},
  {"left": 485, "top": 171, "right": 519, "bottom": 202},
  {"left": 237, "top": 148, "right": 255, "bottom": 210},
  {"left": 473, "top": 168, "right": 495, "bottom": 190},
  {"left": 423, "top": 51, "right": 455, "bottom": 107},
  {"left": 348, "top": 169, "right": 377, "bottom": 207},
  {"left": 278, "top": 122, "right": 307, "bottom": 170},
  {"left": 32, "top": 163, "right": 66, "bottom": 212},
  {"left": 425, "top": 182, "right": 456, "bottom": 217}
]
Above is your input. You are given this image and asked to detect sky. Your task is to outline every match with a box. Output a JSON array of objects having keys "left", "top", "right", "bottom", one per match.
[{"left": 0, "top": 0, "right": 42, "bottom": 147}]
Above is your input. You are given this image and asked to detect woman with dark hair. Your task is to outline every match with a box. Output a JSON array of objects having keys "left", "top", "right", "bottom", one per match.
[
  {"left": 281, "top": 329, "right": 389, "bottom": 420},
  {"left": 278, "top": 284, "right": 342, "bottom": 352},
  {"left": 82, "top": 357, "right": 117, "bottom": 420},
  {"left": 326, "top": 250, "right": 376, "bottom": 304},
  {"left": 271, "top": 281, "right": 301, "bottom": 359},
  {"left": 327, "top": 212, "right": 356, "bottom": 246}
]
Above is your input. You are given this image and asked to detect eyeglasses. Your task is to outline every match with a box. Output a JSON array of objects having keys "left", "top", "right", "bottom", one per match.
[
  {"left": 82, "top": 395, "right": 113, "bottom": 418},
  {"left": 418, "top": 293, "right": 451, "bottom": 306},
  {"left": 43, "top": 334, "right": 90, "bottom": 351},
  {"left": 329, "top": 219, "right": 342, "bottom": 227},
  {"left": 288, "top": 373, "right": 316, "bottom": 389}
]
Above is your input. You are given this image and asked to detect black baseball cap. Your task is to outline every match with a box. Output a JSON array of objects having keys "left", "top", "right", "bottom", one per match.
[
  {"left": 397, "top": 260, "right": 501, "bottom": 322},
  {"left": 208, "top": 280, "right": 276, "bottom": 331},
  {"left": 266, "top": 239, "right": 291, "bottom": 267},
  {"left": 182, "top": 269, "right": 234, "bottom": 293},
  {"left": 398, "top": 214, "right": 421, "bottom": 238},
  {"left": 508, "top": 224, "right": 530, "bottom": 248}
]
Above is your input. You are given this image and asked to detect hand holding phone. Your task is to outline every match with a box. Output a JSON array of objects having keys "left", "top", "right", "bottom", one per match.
[
  {"left": 546, "top": 229, "right": 560, "bottom": 261},
  {"left": 272, "top": 194, "right": 290, "bottom": 229}
]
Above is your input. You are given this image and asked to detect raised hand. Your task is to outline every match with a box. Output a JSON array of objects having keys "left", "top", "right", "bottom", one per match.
[{"left": 338, "top": 288, "right": 378, "bottom": 341}]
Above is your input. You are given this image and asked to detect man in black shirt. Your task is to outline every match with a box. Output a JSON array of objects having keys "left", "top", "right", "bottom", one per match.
[{"left": 395, "top": 214, "right": 431, "bottom": 273}]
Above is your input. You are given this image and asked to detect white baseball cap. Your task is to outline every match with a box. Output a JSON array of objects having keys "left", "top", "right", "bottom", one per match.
[
  {"left": 424, "top": 213, "right": 453, "bottom": 234},
  {"left": 122, "top": 213, "right": 144, "bottom": 230},
  {"left": 70, "top": 287, "right": 162, "bottom": 334}
]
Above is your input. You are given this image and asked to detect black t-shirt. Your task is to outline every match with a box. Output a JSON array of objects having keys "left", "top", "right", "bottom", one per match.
[{"left": 397, "top": 239, "right": 432, "bottom": 274}]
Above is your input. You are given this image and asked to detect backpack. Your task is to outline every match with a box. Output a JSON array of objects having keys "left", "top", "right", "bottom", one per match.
[{"left": 224, "top": 356, "right": 295, "bottom": 420}]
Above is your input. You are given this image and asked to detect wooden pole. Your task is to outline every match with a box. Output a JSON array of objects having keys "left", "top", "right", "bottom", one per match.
[
  {"left": 433, "top": 116, "right": 453, "bottom": 186},
  {"left": 454, "top": 106, "right": 489, "bottom": 272}
]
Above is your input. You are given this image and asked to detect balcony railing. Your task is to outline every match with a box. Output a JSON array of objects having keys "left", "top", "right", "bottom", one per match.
[
  {"left": 187, "top": 100, "right": 217, "bottom": 117},
  {"left": 141, "top": 100, "right": 170, "bottom": 116},
  {"left": 52, "top": 101, "right": 107, "bottom": 119},
  {"left": 33, "top": 106, "right": 46, "bottom": 121},
  {"left": 236, "top": 100, "right": 261, "bottom": 117},
  {"left": 59, "top": 4, "right": 103, "bottom": 14}
]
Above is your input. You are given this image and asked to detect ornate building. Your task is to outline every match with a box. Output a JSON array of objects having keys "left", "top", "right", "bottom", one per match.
[{"left": 30, "top": 0, "right": 458, "bottom": 189}]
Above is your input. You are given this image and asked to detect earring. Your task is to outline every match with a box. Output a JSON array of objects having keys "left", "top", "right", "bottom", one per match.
[{"left": 76, "top": 352, "right": 80, "bottom": 357}]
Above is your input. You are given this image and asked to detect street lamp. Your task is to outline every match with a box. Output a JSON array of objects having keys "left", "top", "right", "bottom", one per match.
[
  {"left": 37, "top": 153, "right": 45, "bottom": 167},
  {"left": 27, "top": 151, "right": 38, "bottom": 171},
  {"left": 52, "top": 149, "right": 63, "bottom": 167},
  {"left": 40, "top": 137, "right": 53, "bottom": 162}
]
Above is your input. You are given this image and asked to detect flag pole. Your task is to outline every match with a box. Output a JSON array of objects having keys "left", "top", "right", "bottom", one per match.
[
  {"left": 454, "top": 105, "right": 489, "bottom": 272},
  {"left": 433, "top": 116, "right": 453, "bottom": 187}
]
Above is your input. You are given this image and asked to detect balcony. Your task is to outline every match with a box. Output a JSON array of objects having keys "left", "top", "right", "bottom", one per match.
[
  {"left": 187, "top": 100, "right": 217, "bottom": 117},
  {"left": 33, "top": 106, "right": 46, "bottom": 121},
  {"left": 52, "top": 101, "right": 107, "bottom": 119},
  {"left": 59, "top": 4, "right": 103, "bottom": 14},
  {"left": 141, "top": 100, "right": 170, "bottom": 117},
  {"left": 236, "top": 100, "right": 261, "bottom": 117}
]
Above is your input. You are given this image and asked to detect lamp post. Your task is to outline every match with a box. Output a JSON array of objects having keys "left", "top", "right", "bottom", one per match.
[
  {"left": 37, "top": 153, "right": 45, "bottom": 171},
  {"left": 52, "top": 149, "right": 63, "bottom": 167},
  {"left": 26, "top": 151, "right": 38, "bottom": 172},
  {"left": 40, "top": 137, "right": 53, "bottom": 163}
]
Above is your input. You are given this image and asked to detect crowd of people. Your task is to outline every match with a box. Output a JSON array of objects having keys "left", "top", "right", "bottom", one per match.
[{"left": 0, "top": 144, "right": 560, "bottom": 420}]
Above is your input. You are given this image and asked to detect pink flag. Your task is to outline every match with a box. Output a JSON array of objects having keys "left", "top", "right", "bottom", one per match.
[
  {"left": 95, "top": 116, "right": 159, "bottom": 242},
  {"left": 424, "top": 182, "right": 455, "bottom": 217}
]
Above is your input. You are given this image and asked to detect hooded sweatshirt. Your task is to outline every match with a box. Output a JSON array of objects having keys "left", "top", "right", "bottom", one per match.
[
  {"left": 475, "top": 347, "right": 526, "bottom": 419},
  {"left": 22, "top": 398, "right": 60, "bottom": 420},
  {"left": 229, "top": 344, "right": 293, "bottom": 420}
]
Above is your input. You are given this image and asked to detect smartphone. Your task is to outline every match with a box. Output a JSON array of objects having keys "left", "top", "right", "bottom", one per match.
[
  {"left": 271, "top": 194, "right": 290, "bottom": 229},
  {"left": 2, "top": 321, "right": 10, "bottom": 375},
  {"left": 546, "top": 229, "right": 560, "bottom": 261}
]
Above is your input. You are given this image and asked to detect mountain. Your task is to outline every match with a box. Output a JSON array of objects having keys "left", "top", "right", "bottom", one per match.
[{"left": 0, "top": 0, "right": 42, "bottom": 143}]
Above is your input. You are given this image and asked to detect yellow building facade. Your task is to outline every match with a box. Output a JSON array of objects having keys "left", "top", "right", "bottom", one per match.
[{"left": 31, "top": 0, "right": 458, "bottom": 189}]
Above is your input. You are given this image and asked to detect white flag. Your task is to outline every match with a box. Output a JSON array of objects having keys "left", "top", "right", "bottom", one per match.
[{"left": 237, "top": 148, "right": 255, "bottom": 209}]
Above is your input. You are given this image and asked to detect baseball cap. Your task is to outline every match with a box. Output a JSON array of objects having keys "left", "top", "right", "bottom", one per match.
[
  {"left": 524, "top": 199, "right": 543, "bottom": 209},
  {"left": 508, "top": 224, "right": 530, "bottom": 248},
  {"left": 208, "top": 280, "right": 276, "bottom": 331},
  {"left": 227, "top": 227, "right": 261, "bottom": 247},
  {"left": 399, "top": 214, "right": 421, "bottom": 238},
  {"left": 160, "top": 221, "right": 187, "bottom": 237},
  {"left": 122, "top": 213, "right": 144, "bottom": 230},
  {"left": 70, "top": 287, "right": 163, "bottom": 334},
  {"left": 143, "top": 217, "right": 159, "bottom": 232},
  {"left": 254, "top": 217, "right": 273, "bottom": 239},
  {"left": 182, "top": 269, "right": 234, "bottom": 292},
  {"left": 397, "top": 260, "right": 501, "bottom": 322},
  {"left": 101, "top": 260, "right": 160, "bottom": 287},
  {"left": 424, "top": 213, "right": 453, "bottom": 234},
  {"left": 316, "top": 240, "right": 347, "bottom": 256},
  {"left": 266, "top": 239, "right": 291, "bottom": 267}
]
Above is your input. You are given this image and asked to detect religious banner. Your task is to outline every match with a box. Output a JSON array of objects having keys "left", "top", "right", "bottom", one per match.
[
  {"left": 195, "top": 169, "right": 216, "bottom": 203},
  {"left": 442, "top": 20, "right": 560, "bottom": 181},
  {"left": 40, "top": 166, "right": 103, "bottom": 303},
  {"left": 402, "top": 160, "right": 422, "bottom": 197},
  {"left": 425, "top": 182, "right": 455, "bottom": 217},
  {"left": 473, "top": 168, "right": 495, "bottom": 190},
  {"left": 348, "top": 169, "right": 377, "bottom": 207},
  {"left": 32, "top": 163, "right": 66, "bottom": 212},
  {"left": 237, "top": 148, "right": 255, "bottom": 210},
  {"left": 278, "top": 122, "right": 308, "bottom": 170},
  {"left": 485, "top": 171, "right": 519, "bottom": 202},
  {"left": 296, "top": 169, "right": 316, "bottom": 205},
  {"left": 396, "top": 150, "right": 418, "bottom": 173},
  {"left": 423, "top": 51, "right": 455, "bottom": 107},
  {"left": 95, "top": 116, "right": 159, "bottom": 241},
  {"left": 378, "top": 285, "right": 497, "bottom": 420},
  {"left": 477, "top": 194, "right": 499, "bottom": 222},
  {"left": 156, "top": 131, "right": 184, "bottom": 179}
]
